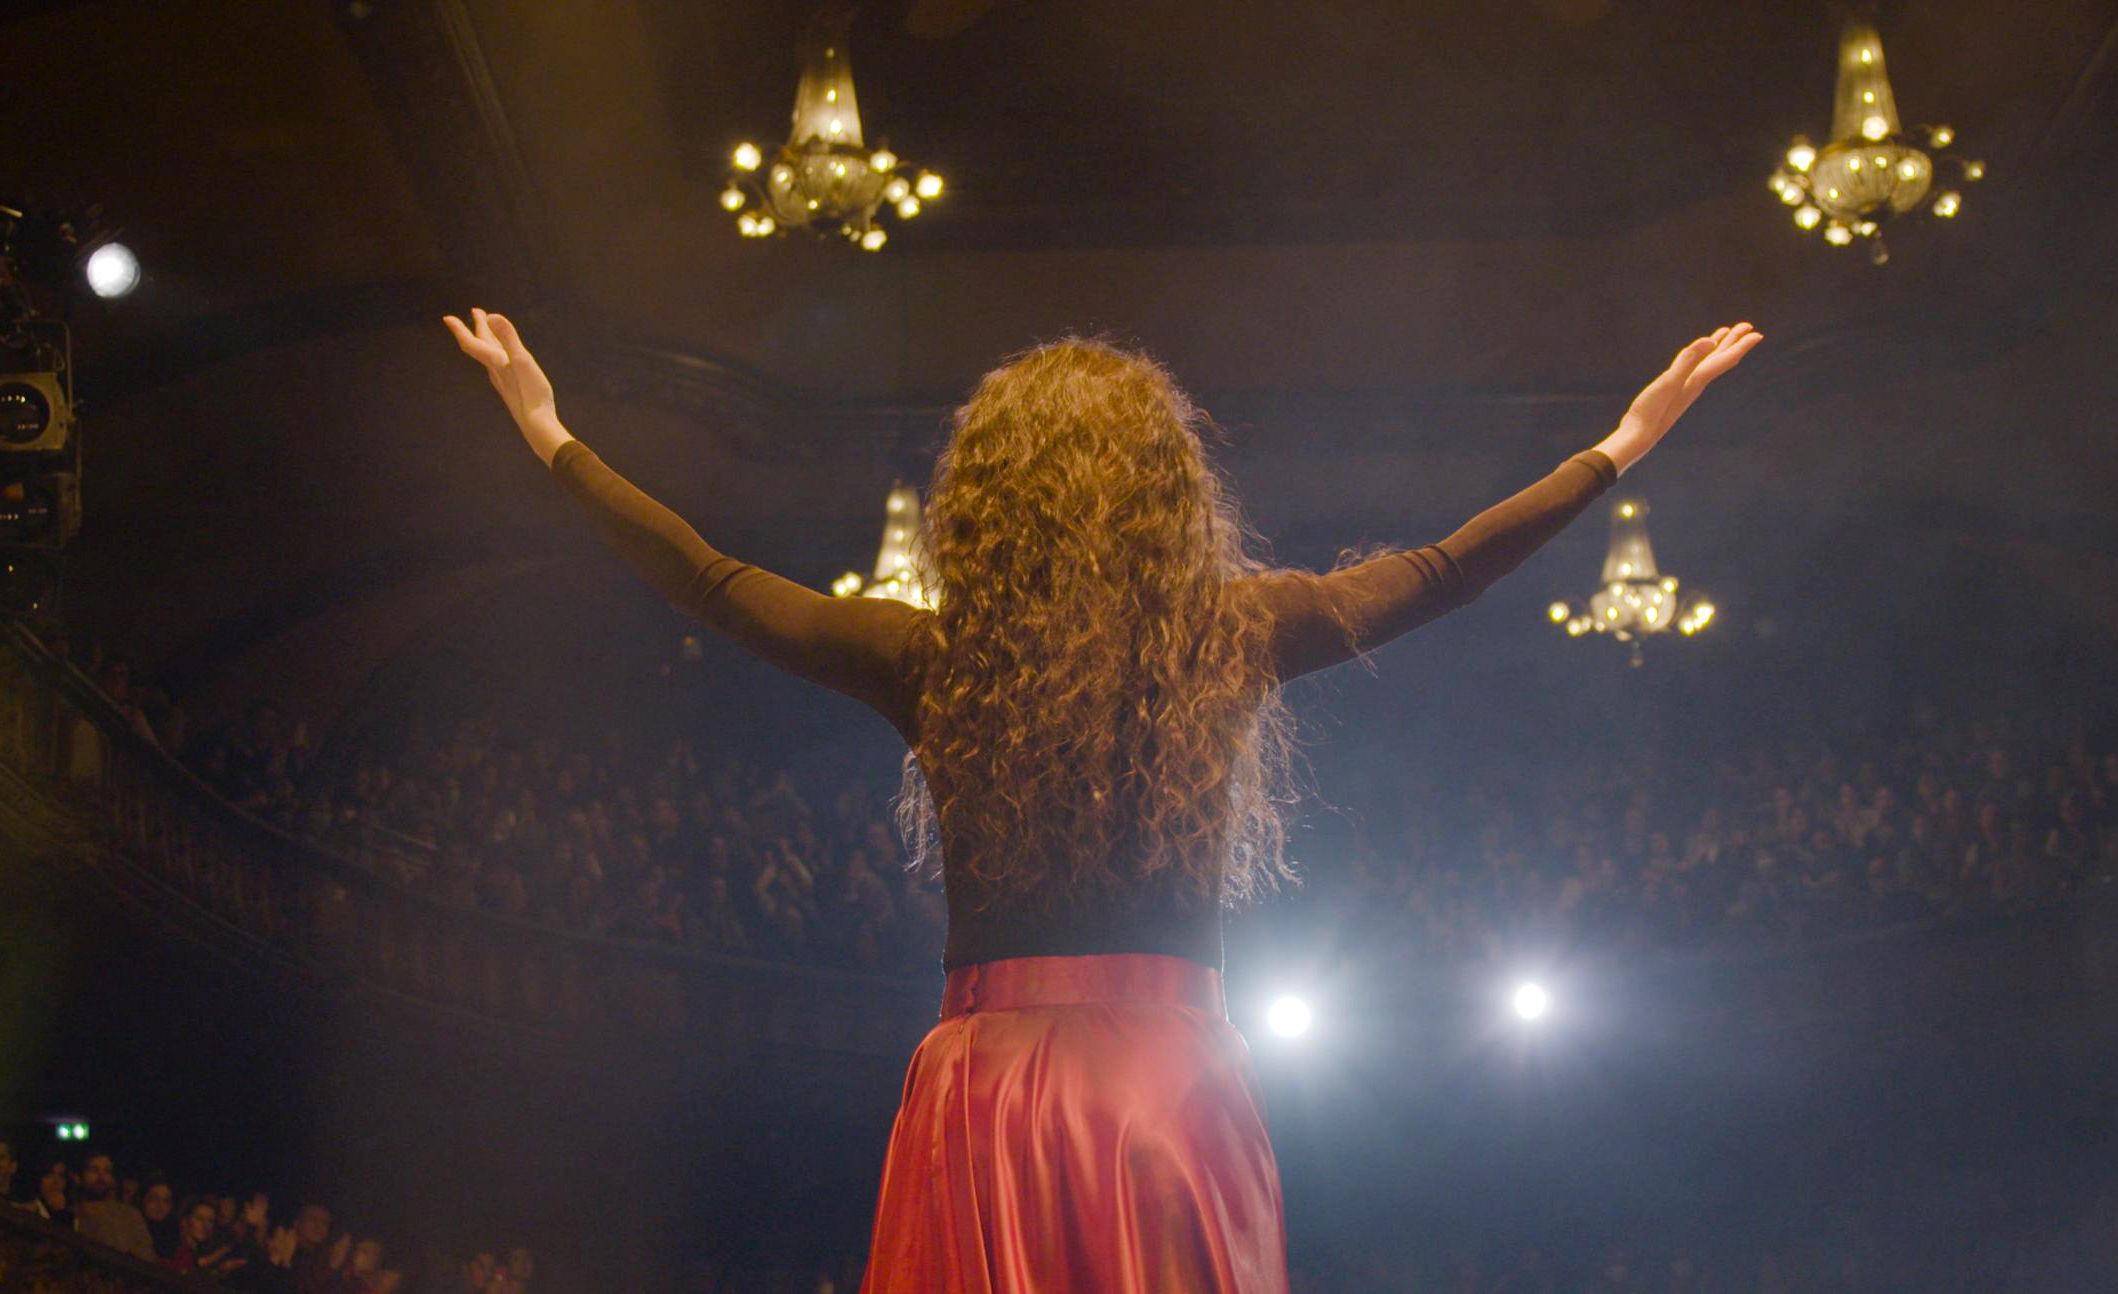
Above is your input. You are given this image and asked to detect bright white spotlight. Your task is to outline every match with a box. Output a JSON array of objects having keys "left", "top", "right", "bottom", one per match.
[
  {"left": 1266, "top": 994, "right": 1313, "bottom": 1038},
  {"left": 1511, "top": 982, "right": 1550, "bottom": 1022},
  {"left": 85, "top": 242, "right": 140, "bottom": 298}
]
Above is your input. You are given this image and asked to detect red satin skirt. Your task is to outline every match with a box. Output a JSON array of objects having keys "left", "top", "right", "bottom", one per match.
[{"left": 860, "top": 953, "right": 1289, "bottom": 1294}]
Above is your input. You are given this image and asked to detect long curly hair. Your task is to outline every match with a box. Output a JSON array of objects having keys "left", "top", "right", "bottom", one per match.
[{"left": 895, "top": 337, "right": 1327, "bottom": 910}]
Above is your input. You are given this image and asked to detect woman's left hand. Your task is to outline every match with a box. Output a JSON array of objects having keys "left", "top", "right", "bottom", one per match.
[
  {"left": 444, "top": 307, "right": 571, "bottom": 462},
  {"left": 1599, "top": 322, "right": 1764, "bottom": 473}
]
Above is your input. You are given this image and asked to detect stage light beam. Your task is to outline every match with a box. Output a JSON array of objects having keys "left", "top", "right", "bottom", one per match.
[
  {"left": 84, "top": 242, "right": 139, "bottom": 298},
  {"left": 1512, "top": 982, "right": 1550, "bottom": 1022},
  {"left": 1266, "top": 994, "right": 1313, "bottom": 1038}
]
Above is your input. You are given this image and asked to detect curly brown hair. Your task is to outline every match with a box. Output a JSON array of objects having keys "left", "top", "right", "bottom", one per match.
[{"left": 896, "top": 337, "right": 1329, "bottom": 911}]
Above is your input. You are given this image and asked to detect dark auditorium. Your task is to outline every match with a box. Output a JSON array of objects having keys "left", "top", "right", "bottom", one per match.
[{"left": 2, "top": 2, "right": 2114, "bottom": 1291}]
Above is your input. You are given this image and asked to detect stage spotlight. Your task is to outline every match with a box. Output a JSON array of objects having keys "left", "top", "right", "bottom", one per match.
[
  {"left": 1266, "top": 994, "right": 1313, "bottom": 1038},
  {"left": 84, "top": 242, "right": 139, "bottom": 298},
  {"left": 1511, "top": 981, "right": 1551, "bottom": 1022}
]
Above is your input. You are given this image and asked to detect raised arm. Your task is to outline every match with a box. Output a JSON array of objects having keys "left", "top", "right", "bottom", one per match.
[
  {"left": 444, "top": 308, "right": 928, "bottom": 739},
  {"left": 1253, "top": 323, "right": 1763, "bottom": 683},
  {"left": 1249, "top": 450, "right": 1617, "bottom": 681}
]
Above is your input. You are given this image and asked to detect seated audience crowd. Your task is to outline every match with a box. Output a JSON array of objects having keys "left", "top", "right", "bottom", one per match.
[
  {"left": 0, "top": 1139, "right": 538, "bottom": 1292},
  {"left": 13, "top": 622, "right": 2117, "bottom": 1292},
  {"left": 26, "top": 619, "right": 2118, "bottom": 980},
  {"left": 223, "top": 711, "right": 2118, "bottom": 977}
]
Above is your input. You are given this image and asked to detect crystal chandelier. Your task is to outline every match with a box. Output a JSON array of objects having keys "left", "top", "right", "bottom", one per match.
[
  {"left": 1768, "top": 21, "right": 1983, "bottom": 265},
  {"left": 831, "top": 483, "right": 935, "bottom": 608},
  {"left": 720, "top": 13, "right": 943, "bottom": 251},
  {"left": 1548, "top": 498, "right": 1714, "bottom": 666}
]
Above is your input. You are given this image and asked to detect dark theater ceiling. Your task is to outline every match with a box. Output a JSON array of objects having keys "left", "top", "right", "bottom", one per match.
[
  {"left": 496, "top": 0, "right": 2107, "bottom": 248},
  {"left": 5, "top": 0, "right": 2113, "bottom": 403}
]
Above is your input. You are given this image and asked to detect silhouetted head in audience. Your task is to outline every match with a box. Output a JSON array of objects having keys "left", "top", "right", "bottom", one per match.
[
  {"left": 78, "top": 1153, "right": 116, "bottom": 1201},
  {"left": 180, "top": 1197, "right": 218, "bottom": 1250},
  {"left": 295, "top": 1202, "right": 332, "bottom": 1248},
  {"left": 141, "top": 1180, "right": 174, "bottom": 1223},
  {"left": 353, "top": 1238, "right": 385, "bottom": 1274}
]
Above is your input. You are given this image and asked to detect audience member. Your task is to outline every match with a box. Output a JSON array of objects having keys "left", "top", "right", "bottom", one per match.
[{"left": 72, "top": 1152, "right": 156, "bottom": 1260}]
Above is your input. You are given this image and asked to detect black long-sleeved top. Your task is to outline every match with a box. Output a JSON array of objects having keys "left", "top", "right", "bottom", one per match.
[{"left": 549, "top": 438, "right": 1617, "bottom": 969}]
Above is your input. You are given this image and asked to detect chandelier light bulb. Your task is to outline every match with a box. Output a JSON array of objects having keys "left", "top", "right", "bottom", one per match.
[
  {"left": 1554, "top": 497, "right": 1715, "bottom": 664},
  {"left": 915, "top": 172, "right": 943, "bottom": 199},
  {"left": 832, "top": 485, "right": 934, "bottom": 607},
  {"left": 1964, "top": 161, "right": 1984, "bottom": 180},
  {"left": 1933, "top": 190, "right": 1961, "bottom": 217},
  {"left": 896, "top": 196, "right": 921, "bottom": 219},
  {"left": 754, "top": 216, "right": 775, "bottom": 236},
  {"left": 720, "top": 16, "right": 942, "bottom": 250},
  {"left": 1768, "top": 21, "right": 1975, "bottom": 263}
]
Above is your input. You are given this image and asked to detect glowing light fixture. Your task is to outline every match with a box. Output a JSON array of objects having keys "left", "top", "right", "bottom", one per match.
[
  {"left": 721, "top": 12, "right": 943, "bottom": 249},
  {"left": 83, "top": 242, "right": 140, "bottom": 298},
  {"left": 1548, "top": 498, "right": 1715, "bottom": 666},
  {"left": 1512, "top": 982, "right": 1551, "bottom": 1022},
  {"left": 833, "top": 482, "right": 934, "bottom": 609},
  {"left": 1768, "top": 22, "right": 1982, "bottom": 265},
  {"left": 1770, "top": 24, "right": 1982, "bottom": 264},
  {"left": 1266, "top": 994, "right": 1314, "bottom": 1038}
]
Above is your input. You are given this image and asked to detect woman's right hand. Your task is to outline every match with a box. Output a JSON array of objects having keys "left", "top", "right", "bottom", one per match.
[{"left": 444, "top": 307, "right": 571, "bottom": 462}]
